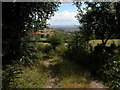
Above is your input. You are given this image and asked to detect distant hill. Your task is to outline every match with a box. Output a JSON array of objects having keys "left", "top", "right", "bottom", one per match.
[{"left": 47, "top": 25, "right": 80, "bottom": 32}]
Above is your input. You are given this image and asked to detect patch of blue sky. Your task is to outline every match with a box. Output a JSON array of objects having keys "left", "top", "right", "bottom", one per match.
[{"left": 58, "top": 3, "right": 77, "bottom": 12}]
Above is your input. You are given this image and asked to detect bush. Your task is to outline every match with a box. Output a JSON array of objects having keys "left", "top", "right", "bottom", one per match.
[
  {"left": 90, "top": 45, "right": 120, "bottom": 90},
  {"left": 64, "top": 32, "right": 92, "bottom": 65},
  {"left": 37, "top": 42, "right": 46, "bottom": 52},
  {"left": 48, "top": 30, "right": 64, "bottom": 50},
  {"left": 98, "top": 54, "right": 120, "bottom": 90},
  {"left": 37, "top": 43, "right": 52, "bottom": 54},
  {"left": 19, "top": 42, "right": 39, "bottom": 66},
  {"left": 43, "top": 44, "right": 52, "bottom": 54},
  {"left": 55, "top": 45, "right": 67, "bottom": 56},
  {"left": 90, "top": 50, "right": 110, "bottom": 73}
]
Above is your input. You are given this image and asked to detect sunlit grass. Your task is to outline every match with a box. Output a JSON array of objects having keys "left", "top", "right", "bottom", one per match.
[
  {"left": 10, "top": 62, "right": 48, "bottom": 88},
  {"left": 59, "top": 75, "right": 90, "bottom": 88},
  {"left": 90, "top": 39, "right": 119, "bottom": 47},
  {"left": 37, "top": 39, "right": 120, "bottom": 47}
]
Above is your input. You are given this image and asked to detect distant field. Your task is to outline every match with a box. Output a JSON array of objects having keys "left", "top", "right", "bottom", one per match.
[
  {"left": 89, "top": 39, "right": 120, "bottom": 47},
  {"left": 36, "top": 39, "right": 120, "bottom": 47}
]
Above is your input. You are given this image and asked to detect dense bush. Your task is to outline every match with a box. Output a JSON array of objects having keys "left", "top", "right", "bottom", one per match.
[
  {"left": 64, "top": 32, "right": 92, "bottom": 65},
  {"left": 89, "top": 44, "right": 120, "bottom": 89},
  {"left": 19, "top": 40, "right": 39, "bottom": 66},
  {"left": 90, "top": 50, "right": 110, "bottom": 73},
  {"left": 48, "top": 30, "right": 65, "bottom": 50},
  {"left": 97, "top": 54, "right": 120, "bottom": 90}
]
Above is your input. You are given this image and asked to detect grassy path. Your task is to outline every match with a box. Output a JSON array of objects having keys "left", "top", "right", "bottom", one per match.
[
  {"left": 8, "top": 55, "right": 107, "bottom": 88},
  {"left": 42, "top": 60, "right": 59, "bottom": 88},
  {"left": 41, "top": 56, "right": 107, "bottom": 88}
]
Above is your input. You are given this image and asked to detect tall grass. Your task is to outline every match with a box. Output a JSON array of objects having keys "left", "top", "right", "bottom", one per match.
[
  {"left": 52, "top": 59, "right": 91, "bottom": 88},
  {"left": 8, "top": 61, "right": 48, "bottom": 88}
]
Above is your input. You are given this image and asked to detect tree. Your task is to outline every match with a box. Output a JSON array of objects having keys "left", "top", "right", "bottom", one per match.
[
  {"left": 75, "top": 2, "right": 120, "bottom": 47},
  {"left": 2, "top": 2, "right": 60, "bottom": 65}
]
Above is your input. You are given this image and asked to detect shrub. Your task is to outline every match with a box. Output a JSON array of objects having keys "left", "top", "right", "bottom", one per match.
[
  {"left": 90, "top": 50, "right": 110, "bottom": 73},
  {"left": 19, "top": 42, "right": 39, "bottom": 66},
  {"left": 98, "top": 54, "right": 120, "bottom": 90},
  {"left": 37, "top": 43, "right": 52, "bottom": 54},
  {"left": 37, "top": 42, "right": 45, "bottom": 52},
  {"left": 43, "top": 44, "right": 52, "bottom": 54},
  {"left": 64, "top": 32, "right": 92, "bottom": 65},
  {"left": 55, "top": 45, "right": 67, "bottom": 56},
  {"left": 48, "top": 30, "right": 64, "bottom": 50},
  {"left": 90, "top": 42, "right": 118, "bottom": 73}
]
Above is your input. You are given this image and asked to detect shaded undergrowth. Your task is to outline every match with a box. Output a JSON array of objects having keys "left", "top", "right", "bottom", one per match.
[{"left": 51, "top": 59, "right": 91, "bottom": 88}]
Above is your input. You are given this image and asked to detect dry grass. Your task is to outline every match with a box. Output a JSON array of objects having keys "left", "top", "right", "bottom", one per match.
[{"left": 89, "top": 39, "right": 119, "bottom": 47}]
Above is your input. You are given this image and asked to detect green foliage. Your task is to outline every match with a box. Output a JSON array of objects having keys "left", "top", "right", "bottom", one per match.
[
  {"left": 52, "top": 59, "right": 90, "bottom": 88},
  {"left": 75, "top": 2, "right": 120, "bottom": 46},
  {"left": 2, "top": 66, "right": 22, "bottom": 89},
  {"left": 75, "top": 3, "right": 120, "bottom": 89},
  {"left": 11, "top": 68, "right": 47, "bottom": 88},
  {"left": 3, "top": 61, "right": 48, "bottom": 88},
  {"left": 55, "top": 45, "right": 67, "bottom": 56},
  {"left": 64, "top": 32, "right": 92, "bottom": 65},
  {"left": 118, "top": 45, "right": 120, "bottom": 54},
  {"left": 37, "top": 43, "right": 52, "bottom": 54},
  {"left": 36, "top": 42, "right": 46, "bottom": 52},
  {"left": 59, "top": 76, "right": 90, "bottom": 88},
  {"left": 89, "top": 45, "right": 120, "bottom": 89},
  {"left": 98, "top": 54, "right": 120, "bottom": 90},
  {"left": 48, "top": 30, "right": 65, "bottom": 50},
  {"left": 2, "top": 2, "right": 60, "bottom": 65},
  {"left": 43, "top": 45, "right": 52, "bottom": 54},
  {"left": 90, "top": 50, "right": 110, "bottom": 72},
  {"left": 19, "top": 41, "right": 39, "bottom": 66}
]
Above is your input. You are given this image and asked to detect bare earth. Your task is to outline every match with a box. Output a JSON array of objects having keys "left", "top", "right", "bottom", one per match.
[{"left": 90, "top": 81, "right": 107, "bottom": 88}]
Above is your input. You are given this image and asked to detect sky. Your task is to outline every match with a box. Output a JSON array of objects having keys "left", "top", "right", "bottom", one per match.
[{"left": 47, "top": 3, "right": 80, "bottom": 26}]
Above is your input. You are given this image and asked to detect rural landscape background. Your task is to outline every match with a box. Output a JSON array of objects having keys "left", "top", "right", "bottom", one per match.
[{"left": 2, "top": 1, "right": 120, "bottom": 89}]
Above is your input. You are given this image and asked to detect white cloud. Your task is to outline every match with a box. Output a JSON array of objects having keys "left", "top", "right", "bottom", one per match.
[{"left": 47, "top": 11, "right": 79, "bottom": 25}]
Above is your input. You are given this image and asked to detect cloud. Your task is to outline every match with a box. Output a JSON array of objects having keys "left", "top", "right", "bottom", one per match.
[{"left": 47, "top": 11, "right": 79, "bottom": 25}]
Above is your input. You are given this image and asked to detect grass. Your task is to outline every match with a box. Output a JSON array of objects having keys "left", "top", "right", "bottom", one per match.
[
  {"left": 51, "top": 58, "right": 91, "bottom": 88},
  {"left": 9, "top": 61, "right": 48, "bottom": 88},
  {"left": 37, "top": 39, "right": 120, "bottom": 48},
  {"left": 4, "top": 40, "right": 111, "bottom": 88},
  {"left": 37, "top": 42, "right": 49, "bottom": 45},
  {"left": 12, "top": 70, "right": 46, "bottom": 88},
  {"left": 59, "top": 75, "right": 90, "bottom": 88},
  {"left": 90, "top": 39, "right": 120, "bottom": 47}
]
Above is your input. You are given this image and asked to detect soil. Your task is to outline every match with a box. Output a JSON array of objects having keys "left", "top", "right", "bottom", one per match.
[{"left": 90, "top": 80, "right": 107, "bottom": 88}]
